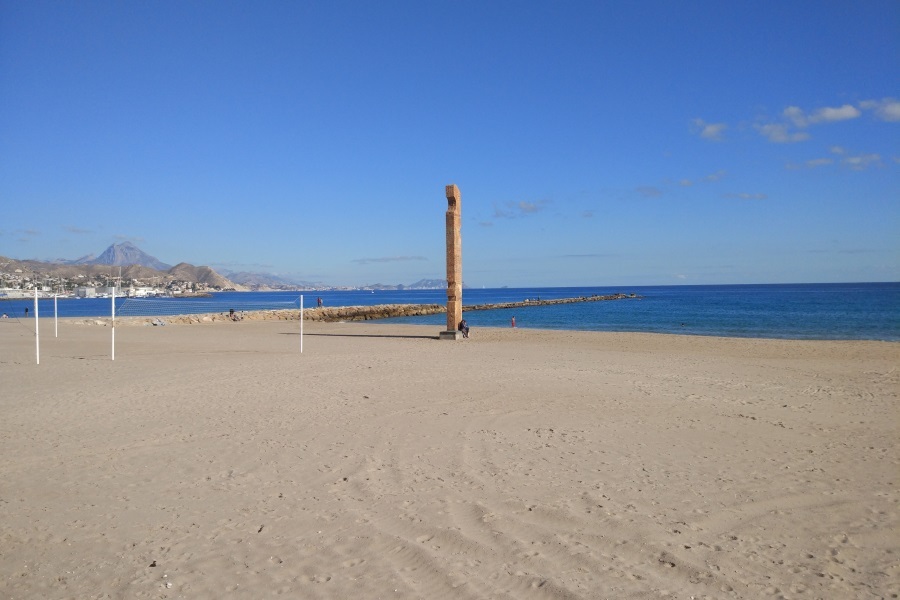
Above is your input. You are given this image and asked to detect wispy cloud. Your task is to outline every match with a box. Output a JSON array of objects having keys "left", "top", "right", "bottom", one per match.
[
  {"left": 755, "top": 122, "right": 810, "bottom": 143},
  {"left": 14, "top": 229, "right": 39, "bottom": 243},
  {"left": 808, "top": 247, "right": 877, "bottom": 255},
  {"left": 114, "top": 234, "right": 145, "bottom": 243},
  {"left": 859, "top": 97, "right": 900, "bottom": 122},
  {"left": 492, "top": 199, "right": 551, "bottom": 219},
  {"left": 842, "top": 153, "right": 881, "bottom": 171},
  {"left": 561, "top": 253, "right": 620, "bottom": 259},
  {"left": 635, "top": 186, "right": 663, "bottom": 198},
  {"left": 790, "top": 146, "right": 883, "bottom": 171},
  {"left": 697, "top": 97, "right": 896, "bottom": 149},
  {"left": 756, "top": 99, "right": 897, "bottom": 144},
  {"left": 724, "top": 192, "right": 768, "bottom": 200},
  {"left": 212, "top": 261, "right": 275, "bottom": 270},
  {"left": 784, "top": 104, "right": 861, "bottom": 127},
  {"left": 804, "top": 158, "right": 834, "bottom": 168},
  {"left": 352, "top": 256, "right": 427, "bottom": 265},
  {"left": 692, "top": 118, "right": 727, "bottom": 141},
  {"left": 64, "top": 225, "right": 93, "bottom": 234}
]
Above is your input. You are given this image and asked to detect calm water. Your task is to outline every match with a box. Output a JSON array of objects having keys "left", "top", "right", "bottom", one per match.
[{"left": 2, "top": 283, "right": 898, "bottom": 341}]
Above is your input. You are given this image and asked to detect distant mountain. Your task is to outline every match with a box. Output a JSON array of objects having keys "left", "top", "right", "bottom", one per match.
[
  {"left": 80, "top": 242, "right": 171, "bottom": 270},
  {"left": 219, "top": 270, "right": 325, "bottom": 290},
  {"left": 0, "top": 243, "right": 244, "bottom": 290},
  {"left": 2, "top": 242, "right": 462, "bottom": 291},
  {"left": 362, "top": 279, "right": 467, "bottom": 290},
  {"left": 406, "top": 278, "right": 448, "bottom": 289},
  {"left": 168, "top": 263, "right": 238, "bottom": 289},
  {"left": 66, "top": 253, "right": 96, "bottom": 264}
]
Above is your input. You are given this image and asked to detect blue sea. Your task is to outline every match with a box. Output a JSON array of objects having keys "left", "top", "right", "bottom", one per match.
[{"left": 2, "top": 283, "right": 898, "bottom": 342}]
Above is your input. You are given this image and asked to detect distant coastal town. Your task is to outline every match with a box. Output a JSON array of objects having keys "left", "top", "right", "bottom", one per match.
[{"left": 0, "top": 242, "right": 451, "bottom": 300}]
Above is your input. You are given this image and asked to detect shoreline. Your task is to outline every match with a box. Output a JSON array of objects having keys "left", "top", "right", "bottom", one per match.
[{"left": 26, "top": 308, "right": 898, "bottom": 344}]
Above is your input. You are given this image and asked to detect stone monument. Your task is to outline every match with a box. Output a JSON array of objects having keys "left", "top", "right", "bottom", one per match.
[{"left": 440, "top": 184, "right": 463, "bottom": 340}]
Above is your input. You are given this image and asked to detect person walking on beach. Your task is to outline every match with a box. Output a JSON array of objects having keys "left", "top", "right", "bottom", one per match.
[
  {"left": 511, "top": 316, "right": 516, "bottom": 328},
  {"left": 317, "top": 297, "right": 323, "bottom": 307}
]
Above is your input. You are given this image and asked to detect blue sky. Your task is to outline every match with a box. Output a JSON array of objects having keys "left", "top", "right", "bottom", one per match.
[{"left": 1, "top": 1, "right": 897, "bottom": 287}]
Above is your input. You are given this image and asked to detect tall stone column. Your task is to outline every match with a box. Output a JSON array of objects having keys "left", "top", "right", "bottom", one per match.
[{"left": 441, "top": 184, "right": 463, "bottom": 339}]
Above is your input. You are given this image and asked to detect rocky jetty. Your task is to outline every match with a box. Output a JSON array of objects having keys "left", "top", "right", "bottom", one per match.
[{"left": 94, "top": 293, "right": 636, "bottom": 326}]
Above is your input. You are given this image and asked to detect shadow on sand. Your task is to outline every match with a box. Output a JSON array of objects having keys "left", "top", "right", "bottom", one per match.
[{"left": 280, "top": 332, "right": 439, "bottom": 340}]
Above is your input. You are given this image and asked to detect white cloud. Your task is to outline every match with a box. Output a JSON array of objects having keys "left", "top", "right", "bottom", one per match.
[
  {"left": 703, "top": 170, "right": 727, "bottom": 182},
  {"left": 756, "top": 123, "right": 809, "bottom": 143},
  {"left": 783, "top": 104, "right": 860, "bottom": 127},
  {"left": 692, "top": 118, "right": 727, "bottom": 141},
  {"left": 517, "top": 201, "right": 542, "bottom": 214},
  {"left": 758, "top": 102, "right": 866, "bottom": 144},
  {"left": 805, "top": 158, "right": 833, "bottom": 168},
  {"left": 492, "top": 199, "right": 550, "bottom": 219},
  {"left": 783, "top": 106, "right": 807, "bottom": 127},
  {"left": 830, "top": 145, "right": 847, "bottom": 155},
  {"left": 809, "top": 104, "right": 861, "bottom": 124},
  {"left": 860, "top": 98, "right": 900, "bottom": 122},
  {"left": 842, "top": 153, "right": 881, "bottom": 171}
]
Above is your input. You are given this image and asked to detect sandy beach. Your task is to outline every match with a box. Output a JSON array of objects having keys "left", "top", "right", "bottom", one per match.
[{"left": 0, "top": 318, "right": 897, "bottom": 599}]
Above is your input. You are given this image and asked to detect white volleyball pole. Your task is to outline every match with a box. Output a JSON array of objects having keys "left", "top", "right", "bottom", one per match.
[
  {"left": 300, "top": 295, "right": 304, "bottom": 354},
  {"left": 111, "top": 291, "right": 116, "bottom": 361},
  {"left": 34, "top": 288, "right": 40, "bottom": 365},
  {"left": 54, "top": 294, "right": 58, "bottom": 338}
]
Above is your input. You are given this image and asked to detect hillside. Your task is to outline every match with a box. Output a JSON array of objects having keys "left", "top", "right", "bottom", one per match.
[
  {"left": 0, "top": 243, "right": 244, "bottom": 290},
  {"left": 168, "top": 263, "right": 240, "bottom": 289}
]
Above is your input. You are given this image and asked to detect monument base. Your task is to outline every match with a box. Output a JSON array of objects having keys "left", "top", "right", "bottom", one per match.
[{"left": 439, "top": 330, "right": 463, "bottom": 341}]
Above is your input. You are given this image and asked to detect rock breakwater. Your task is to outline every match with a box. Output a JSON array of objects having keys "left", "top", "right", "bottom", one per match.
[{"left": 73, "top": 293, "right": 636, "bottom": 326}]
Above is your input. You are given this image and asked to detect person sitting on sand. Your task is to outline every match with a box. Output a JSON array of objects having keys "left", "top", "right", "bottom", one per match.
[{"left": 458, "top": 319, "right": 469, "bottom": 338}]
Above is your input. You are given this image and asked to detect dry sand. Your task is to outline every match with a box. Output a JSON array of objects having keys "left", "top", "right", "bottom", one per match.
[{"left": 0, "top": 318, "right": 897, "bottom": 599}]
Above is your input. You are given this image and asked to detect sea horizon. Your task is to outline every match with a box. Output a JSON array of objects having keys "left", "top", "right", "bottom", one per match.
[{"left": 2, "top": 281, "right": 898, "bottom": 343}]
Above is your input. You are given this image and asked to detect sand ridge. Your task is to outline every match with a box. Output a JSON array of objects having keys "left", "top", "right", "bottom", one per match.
[{"left": 0, "top": 319, "right": 897, "bottom": 599}]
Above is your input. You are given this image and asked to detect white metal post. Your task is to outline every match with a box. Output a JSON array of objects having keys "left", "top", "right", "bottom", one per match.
[
  {"left": 111, "top": 290, "right": 116, "bottom": 361},
  {"left": 34, "top": 288, "right": 40, "bottom": 365},
  {"left": 54, "top": 294, "right": 58, "bottom": 338},
  {"left": 300, "top": 295, "right": 304, "bottom": 354}
]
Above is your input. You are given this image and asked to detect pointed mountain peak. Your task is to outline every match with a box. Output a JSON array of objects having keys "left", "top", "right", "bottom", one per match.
[{"left": 90, "top": 243, "right": 172, "bottom": 270}]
